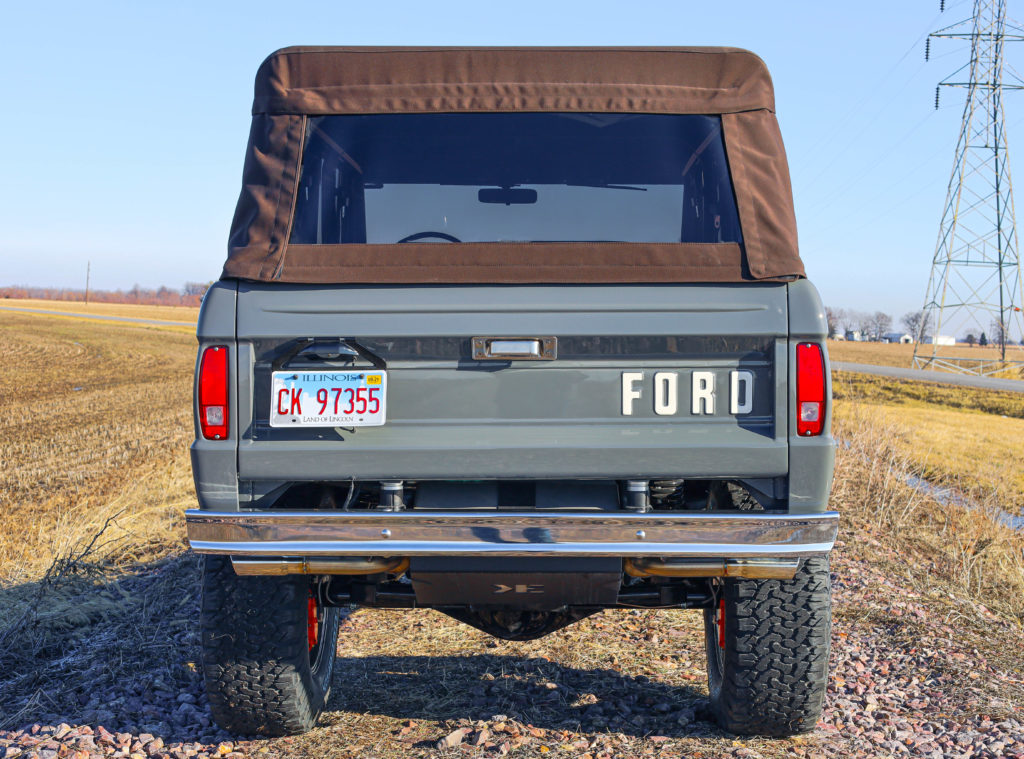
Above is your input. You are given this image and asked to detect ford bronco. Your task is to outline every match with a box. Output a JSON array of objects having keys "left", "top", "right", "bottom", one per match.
[{"left": 187, "top": 46, "right": 837, "bottom": 738}]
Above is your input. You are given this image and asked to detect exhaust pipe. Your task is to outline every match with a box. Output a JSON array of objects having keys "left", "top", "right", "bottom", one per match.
[
  {"left": 231, "top": 557, "right": 409, "bottom": 576},
  {"left": 232, "top": 556, "right": 795, "bottom": 580},
  {"left": 624, "top": 558, "right": 800, "bottom": 580}
]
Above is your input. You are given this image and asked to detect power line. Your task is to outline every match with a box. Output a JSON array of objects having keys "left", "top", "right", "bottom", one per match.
[
  {"left": 802, "top": 110, "right": 937, "bottom": 218},
  {"left": 792, "top": 12, "right": 946, "bottom": 179}
]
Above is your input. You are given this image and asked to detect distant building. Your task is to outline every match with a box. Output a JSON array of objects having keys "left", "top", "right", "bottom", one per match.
[
  {"left": 844, "top": 330, "right": 863, "bottom": 342},
  {"left": 922, "top": 334, "right": 956, "bottom": 346},
  {"left": 883, "top": 332, "right": 914, "bottom": 344}
]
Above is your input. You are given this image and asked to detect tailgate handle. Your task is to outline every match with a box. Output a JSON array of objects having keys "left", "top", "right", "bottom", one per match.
[{"left": 472, "top": 337, "right": 557, "bottom": 360}]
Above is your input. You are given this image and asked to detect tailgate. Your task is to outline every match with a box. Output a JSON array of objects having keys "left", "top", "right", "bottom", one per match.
[{"left": 235, "top": 283, "right": 788, "bottom": 481}]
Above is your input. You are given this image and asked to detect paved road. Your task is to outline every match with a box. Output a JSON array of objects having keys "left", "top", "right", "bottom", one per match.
[
  {"left": 833, "top": 360, "right": 1024, "bottom": 393},
  {"left": 0, "top": 305, "right": 196, "bottom": 327}
]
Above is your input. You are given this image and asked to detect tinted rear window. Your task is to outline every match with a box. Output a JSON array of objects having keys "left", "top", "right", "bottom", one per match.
[{"left": 290, "top": 113, "right": 742, "bottom": 245}]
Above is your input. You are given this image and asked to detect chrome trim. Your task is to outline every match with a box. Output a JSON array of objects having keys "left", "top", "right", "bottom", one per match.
[
  {"left": 624, "top": 558, "right": 800, "bottom": 579},
  {"left": 472, "top": 336, "right": 557, "bottom": 360},
  {"left": 187, "top": 510, "right": 838, "bottom": 559},
  {"left": 231, "top": 557, "right": 409, "bottom": 576}
]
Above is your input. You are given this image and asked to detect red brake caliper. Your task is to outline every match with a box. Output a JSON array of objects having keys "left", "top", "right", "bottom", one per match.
[
  {"left": 307, "top": 595, "right": 320, "bottom": 651},
  {"left": 716, "top": 598, "right": 726, "bottom": 649}
]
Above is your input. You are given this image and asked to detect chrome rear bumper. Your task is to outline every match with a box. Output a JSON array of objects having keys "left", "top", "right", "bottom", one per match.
[{"left": 186, "top": 509, "right": 839, "bottom": 559}]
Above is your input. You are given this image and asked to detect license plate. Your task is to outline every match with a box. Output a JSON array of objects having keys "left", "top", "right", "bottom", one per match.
[{"left": 270, "top": 370, "right": 387, "bottom": 427}]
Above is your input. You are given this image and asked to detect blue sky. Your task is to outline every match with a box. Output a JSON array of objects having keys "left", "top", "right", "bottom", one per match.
[{"left": 0, "top": 0, "right": 1012, "bottom": 321}]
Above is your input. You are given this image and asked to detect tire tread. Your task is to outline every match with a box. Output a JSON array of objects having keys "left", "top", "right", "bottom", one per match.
[
  {"left": 709, "top": 556, "right": 831, "bottom": 736},
  {"left": 200, "top": 556, "right": 336, "bottom": 736}
]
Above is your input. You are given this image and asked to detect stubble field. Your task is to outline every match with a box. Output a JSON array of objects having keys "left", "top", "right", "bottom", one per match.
[
  {"left": 1, "top": 308, "right": 1024, "bottom": 759},
  {"left": 0, "top": 299, "right": 200, "bottom": 325},
  {"left": 828, "top": 339, "right": 1024, "bottom": 375},
  {"left": 0, "top": 312, "right": 194, "bottom": 584}
]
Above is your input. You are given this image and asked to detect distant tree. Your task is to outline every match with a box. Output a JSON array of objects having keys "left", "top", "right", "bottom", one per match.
[
  {"left": 839, "top": 309, "right": 859, "bottom": 336},
  {"left": 902, "top": 310, "right": 931, "bottom": 342},
  {"left": 824, "top": 307, "right": 844, "bottom": 338},
  {"left": 990, "top": 318, "right": 1009, "bottom": 350},
  {"left": 863, "top": 313, "right": 878, "bottom": 340},
  {"left": 869, "top": 311, "right": 893, "bottom": 341},
  {"left": 0, "top": 284, "right": 199, "bottom": 307},
  {"left": 155, "top": 286, "right": 176, "bottom": 306},
  {"left": 980, "top": 332, "right": 989, "bottom": 346},
  {"left": 853, "top": 311, "right": 875, "bottom": 338},
  {"left": 965, "top": 333, "right": 977, "bottom": 346},
  {"left": 183, "top": 281, "right": 211, "bottom": 298}
]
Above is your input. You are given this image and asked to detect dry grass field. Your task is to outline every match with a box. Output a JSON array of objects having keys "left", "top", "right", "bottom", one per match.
[
  {"left": 0, "top": 311, "right": 194, "bottom": 583},
  {"left": 833, "top": 371, "right": 1024, "bottom": 512},
  {"left": 828, "top": 338, "right": 1024, "bottom": 375},
  {"left": 0, "top": 298, "right": 199, "bottom": 327},
  {"left": 831, "top": 402, "right": 1024, "bottom": 617},
  {"left": 1, "top": 307, "right": 1023, "bottom": 758}
]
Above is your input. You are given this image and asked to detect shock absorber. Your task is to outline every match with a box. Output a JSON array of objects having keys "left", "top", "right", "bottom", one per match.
[
  {"left": 623, "top": 480, "right": 650, "bottom": 512},
  {"left": 379, "top": 480, "right": 404, "bottom": 511}
]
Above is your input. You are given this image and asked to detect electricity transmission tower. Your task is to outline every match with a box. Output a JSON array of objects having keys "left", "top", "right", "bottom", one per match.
[{"left": 914, "top": 0, "right": 1024, "bottom": 375}]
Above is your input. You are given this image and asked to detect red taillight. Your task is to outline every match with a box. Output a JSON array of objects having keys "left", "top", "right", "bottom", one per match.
[
  {"left": 199, "top": 346, "right": 229, "bottom": 440},
  {"left": 796, "top": 342, "right": 826, "bottom": 437}
]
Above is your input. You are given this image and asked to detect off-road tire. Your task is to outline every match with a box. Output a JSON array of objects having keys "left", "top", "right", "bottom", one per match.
[
  {"left": 703, "top": 556, "right": 831, "bottom": 737},
  {"left": 200, "top": 556, "right": 341, "bottom": 736}
]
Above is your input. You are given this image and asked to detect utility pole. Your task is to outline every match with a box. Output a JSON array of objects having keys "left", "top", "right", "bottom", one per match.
[
  {"left": 85, "top": 261, "right": 91, "bottom": 305},
  {"left": 914, "top": 0, "right": 1024, "bottom": 375}
]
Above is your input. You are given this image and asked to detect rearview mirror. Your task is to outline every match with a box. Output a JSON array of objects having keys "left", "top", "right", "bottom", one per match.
[{"left": 478, "top": 187, "right": 538, "bottom": 205}]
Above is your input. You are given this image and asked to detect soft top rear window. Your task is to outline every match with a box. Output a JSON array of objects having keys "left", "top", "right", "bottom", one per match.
[{"left": 289, "top": 113, "right": 742, "bottom": 246}]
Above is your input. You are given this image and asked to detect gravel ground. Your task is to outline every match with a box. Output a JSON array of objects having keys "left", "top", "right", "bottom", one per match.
[
  {"left": 1, "top": 539, "right": 1023, "bottom": 759},
  {"left": 820, "top": 539, "right": 1024, "bottom": 759}
]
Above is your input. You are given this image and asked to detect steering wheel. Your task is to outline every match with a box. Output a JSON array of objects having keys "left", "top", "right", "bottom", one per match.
[{"left": 396, "top": 231, "right": 462, "bottom": 243}]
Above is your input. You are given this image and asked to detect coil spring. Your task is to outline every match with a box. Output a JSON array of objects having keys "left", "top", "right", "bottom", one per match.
[{"left": 649, "top": 479, "right": 686, "bottom": 508}]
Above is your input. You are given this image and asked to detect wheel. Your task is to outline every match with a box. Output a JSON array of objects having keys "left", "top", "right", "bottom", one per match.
[
  {"left": 703, "top": 556, "right": 831, "bottom": 737},
  {"left": 200, "top": 556, "right": 341, "bottom": 736}
]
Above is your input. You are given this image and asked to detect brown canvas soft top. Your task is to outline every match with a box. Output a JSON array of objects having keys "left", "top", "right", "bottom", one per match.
[
  {"left": 251, "top": 46, "right": 776, "bottom": 116},
  {"left": 223, "top": 46, "right": 804, "bottom": 284}
]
